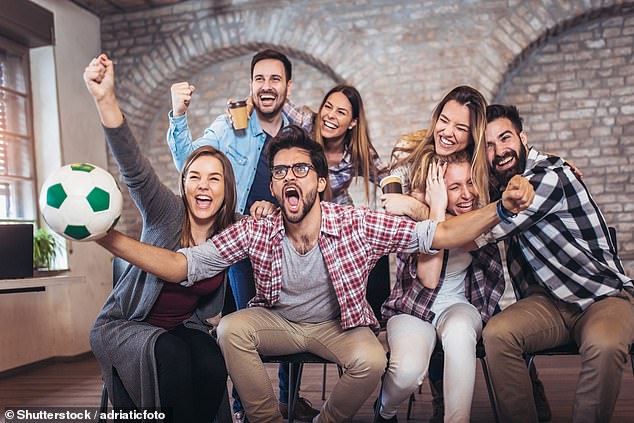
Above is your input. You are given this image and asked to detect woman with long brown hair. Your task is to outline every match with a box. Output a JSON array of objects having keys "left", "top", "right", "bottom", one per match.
[
  {"left": 84, "top": 54, "right": 236, "bottom": 423},
  {"left": 281, "top": 84, "right": 388, "bottom": 207}
]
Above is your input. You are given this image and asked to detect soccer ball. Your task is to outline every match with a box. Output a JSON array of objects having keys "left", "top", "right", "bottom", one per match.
[{"left": 39, "top": 163, "right": 122, "bottom": 241}]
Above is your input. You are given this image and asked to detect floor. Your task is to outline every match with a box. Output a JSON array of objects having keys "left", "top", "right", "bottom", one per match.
[{"left": 1, "top": 354, "right": 633, "bottom": 422}]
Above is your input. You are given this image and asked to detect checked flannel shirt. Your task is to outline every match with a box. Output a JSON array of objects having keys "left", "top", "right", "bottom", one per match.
[
  {"left": 283, "top": 101, "right": 389, "bottom": 205},
  {"left": 476, "top": 148, "right": 634, "bottom": 310},
  {"left": 382, "top": 242, "right": 505, "bottom": 323},
  {"left": 180, "top": 201, "right": 438, "bottom": 329}
]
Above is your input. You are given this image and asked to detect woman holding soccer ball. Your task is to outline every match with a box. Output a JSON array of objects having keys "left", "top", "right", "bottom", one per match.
[{"left": 84, "top": 54, "right": 235, "bottom": 422}]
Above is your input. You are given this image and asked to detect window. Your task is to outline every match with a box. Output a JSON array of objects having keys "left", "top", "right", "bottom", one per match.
[{"left": 0, "top": 37, "right": 37, "bottom": 224}]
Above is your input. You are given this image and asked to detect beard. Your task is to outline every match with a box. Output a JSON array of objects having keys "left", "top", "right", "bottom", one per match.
[
  {"left": 254, "top": 88, "right": 286, "bottom": 119},
  {"left": 492, "top": 146, "right": 527, "bottom": 189},
  {"left": 278, "top": 186, "right": 319, "bottom": 224}
]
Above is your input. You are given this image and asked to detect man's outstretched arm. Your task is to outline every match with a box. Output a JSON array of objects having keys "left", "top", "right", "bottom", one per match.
[
  {"left": 97, "top": 230, "right": 188, "bottom": 283},
  {"left": 431, "top": 175, "right": 535, "bottom": 250}
]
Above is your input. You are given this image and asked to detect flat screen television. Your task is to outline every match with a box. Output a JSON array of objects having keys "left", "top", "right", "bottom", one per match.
[{"left": 0, "top": 223, "right": 34, "bottom": 279}]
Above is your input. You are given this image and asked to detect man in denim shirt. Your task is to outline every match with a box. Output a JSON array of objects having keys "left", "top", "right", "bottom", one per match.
[{"left": 166, "top": 49, "right": 318, "bottom": 422}]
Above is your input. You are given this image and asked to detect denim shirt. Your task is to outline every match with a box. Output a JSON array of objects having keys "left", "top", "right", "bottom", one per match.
[{"left": 167, "top": 111, "right": 290, "bottom": 214}]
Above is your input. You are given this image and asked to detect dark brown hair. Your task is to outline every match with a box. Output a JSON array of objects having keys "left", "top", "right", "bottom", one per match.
[
  {"left": 251, "top": 49, "right": 292, "bottom": 82},
  {"left": 268, "top": 125, "right": 329, "bottom": 200},
  {"left": 315, "top": 84, "right": 379, "bottom": 202},
  {"left": 179, "top": 146, "right": 237, "bottom": 247}
]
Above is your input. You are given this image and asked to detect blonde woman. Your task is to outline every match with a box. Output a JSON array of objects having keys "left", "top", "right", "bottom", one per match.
[
  {"left": 379, "top": 152, "right": 504, "bottom": 423},
  {"left": 379, "top": 86, "right": 549, "bottom": 422},
  {"left": 382, "top": 85, "right": 489, "bottom": 219}
]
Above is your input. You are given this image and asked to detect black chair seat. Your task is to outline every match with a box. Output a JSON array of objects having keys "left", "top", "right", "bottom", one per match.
[
  {"left": 260, "top": 352, "right": 341, "bottom": 423},
  {"left": 261, "top": 352, "right": 334, "bottom": 364}
]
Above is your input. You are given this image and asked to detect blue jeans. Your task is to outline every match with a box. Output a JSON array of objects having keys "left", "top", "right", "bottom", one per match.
[
  {"left": 228, "top": 258, "right": 293, "bottom": 411},
  {"left": 228, "top": 258, "right": 256, "bottom": 311}
]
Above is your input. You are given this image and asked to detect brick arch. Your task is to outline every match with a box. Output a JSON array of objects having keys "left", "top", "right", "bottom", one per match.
[
  {"left": 488, "top": 7, "right": 634, "bottom": 271},
  {"left": 113, "top": 7, "right": 359, "bottom": 134},
  {"left": 495, "top": 2, "right": 634, "bottom": 100},
  {"left": 117, "top": 43, "right": 345, "bottom": 133},
  {"left": 469, "top": 0, "right": 634, "bottom": 101}
]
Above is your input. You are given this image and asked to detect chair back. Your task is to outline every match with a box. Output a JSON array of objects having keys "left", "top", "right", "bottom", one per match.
[{"left": 366, "top": 255, "right": 391, "bottom": 325}]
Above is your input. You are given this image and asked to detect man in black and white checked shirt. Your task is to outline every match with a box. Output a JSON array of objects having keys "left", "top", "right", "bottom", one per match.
[{"left": 477, "top": 104, "right": 634, "bottom": 423}]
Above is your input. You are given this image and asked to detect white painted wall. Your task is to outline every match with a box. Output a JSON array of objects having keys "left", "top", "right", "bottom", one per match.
[{"left": 0, "top": 0, "right": 111, "bottom": 372}]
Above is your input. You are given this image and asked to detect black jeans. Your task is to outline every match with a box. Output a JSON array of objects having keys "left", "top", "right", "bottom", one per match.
[{"left": 154, "top": 324, "right": 227, "bottom": 423}]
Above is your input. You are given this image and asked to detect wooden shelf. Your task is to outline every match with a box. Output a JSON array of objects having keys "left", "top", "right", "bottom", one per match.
[{"left": 0, "top": 275, "right": 85, "bottom": 293}]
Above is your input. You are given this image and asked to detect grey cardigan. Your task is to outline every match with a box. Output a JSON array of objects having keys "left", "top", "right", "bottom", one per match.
[{"left": 89, "top": 121, "right": 227, "bottom": 408}]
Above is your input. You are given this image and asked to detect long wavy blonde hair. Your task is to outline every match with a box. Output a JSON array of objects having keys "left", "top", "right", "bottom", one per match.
[
  {"left": 392, "top": 85, "right": 490, "bottom": 204},
  {"left": 315, "top": 85, "right": 379, "bottom": 202}
]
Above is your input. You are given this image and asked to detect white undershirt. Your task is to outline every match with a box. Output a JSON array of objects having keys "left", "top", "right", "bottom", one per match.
[{"left": 430, "top": 248, "right": 472, "bottom": 325}]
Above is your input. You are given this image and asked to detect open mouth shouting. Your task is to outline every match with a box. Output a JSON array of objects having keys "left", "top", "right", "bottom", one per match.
[
  {"left": 494, "top": 152, "right": 517, "bottom": 171},
  {"left": 195, "top": 194, "right": 213, "bottom": 209},
  {"left": 258, "top": 90, "right": 278, "bottom": 107},
  {"left": 283, "top": 184, "right": 301, "bottom": 213}
]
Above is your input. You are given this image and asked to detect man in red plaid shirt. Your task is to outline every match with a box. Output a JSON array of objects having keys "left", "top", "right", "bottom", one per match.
[{"left": 98, "top": 125, "right": 535, "bottom": 422}]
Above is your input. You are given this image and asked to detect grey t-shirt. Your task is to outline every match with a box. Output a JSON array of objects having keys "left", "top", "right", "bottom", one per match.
[
  {"left": 276, "top": 237, "right": 340, "bottom": 323},
  {"left": 178, "top": 234, "right": 340, "bottom": 323},
  {"left": 178, "top": 218, "right": 441, "bottom": 313}
]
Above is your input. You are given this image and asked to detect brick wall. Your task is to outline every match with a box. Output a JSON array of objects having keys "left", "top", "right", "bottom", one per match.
[
  {"left": 496, "top": 14, "right": 634, "bottom": 275},
  {"left": 148, "top": 53, "right": 337, "bottom": 189},
  {"left": 100, "top": 0, "right": 634, "bottom": 274}
]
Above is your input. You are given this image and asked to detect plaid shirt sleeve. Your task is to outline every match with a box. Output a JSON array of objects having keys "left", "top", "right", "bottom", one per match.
[
  {"left": 369, "top": 144, "right": 389, "bottom": 183},
  {"left": 478, "top": 167, "right": 565, "bottom": 245},
  {"left": 466, "top": 242, "right": 505, "bottom": 322},
  {"left": 283, "top": 99, "right": 314, "bottom": 133},
  {"left": 210, "top": 217, "right": 253, "bottom": 264},
  {"left": 358, "top": 209, "right": 437, "bottom": 256}
]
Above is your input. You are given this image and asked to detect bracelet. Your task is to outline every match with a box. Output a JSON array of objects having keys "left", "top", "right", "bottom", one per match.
[{"left": 497, "top": 200, "right": 516, "bottom": 224}]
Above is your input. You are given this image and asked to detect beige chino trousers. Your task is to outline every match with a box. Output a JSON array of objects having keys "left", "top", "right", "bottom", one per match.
[
  {"left": 483, "top": 286, "right": 634, "bottom": 423},
  {"left": 217, "top": 307, "right": 387, "bottom": 423}
]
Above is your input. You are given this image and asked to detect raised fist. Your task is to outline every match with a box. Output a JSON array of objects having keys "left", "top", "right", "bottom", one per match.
[{"left": 170, "top": 81, "right": 196, "bottom": 117}]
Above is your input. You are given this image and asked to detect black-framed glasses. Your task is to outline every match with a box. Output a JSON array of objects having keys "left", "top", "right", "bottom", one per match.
[{"left": 270, "top": 163, "right": 314, "bottom": 180}]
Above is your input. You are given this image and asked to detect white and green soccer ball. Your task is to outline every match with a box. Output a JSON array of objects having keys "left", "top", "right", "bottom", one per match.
[{"left": 39, "top": 163, "right": 122, "bottom": 241}]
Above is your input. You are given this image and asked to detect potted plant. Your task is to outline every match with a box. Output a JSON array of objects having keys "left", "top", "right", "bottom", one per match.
[{"left": 33, "top": 227, "right": 59, "bottom": 270}]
